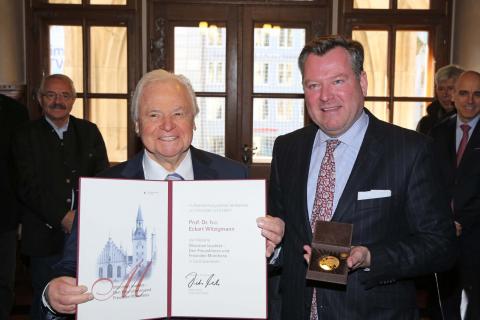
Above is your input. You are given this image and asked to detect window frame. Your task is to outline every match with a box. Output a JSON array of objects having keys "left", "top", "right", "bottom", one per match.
[{"left": 338, "top": 0, "right": 452, "bottom": 124}]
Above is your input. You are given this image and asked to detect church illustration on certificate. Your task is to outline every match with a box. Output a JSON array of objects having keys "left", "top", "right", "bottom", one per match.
[{"left": 96, "top": 206, "right": 157, "bottom": 282}]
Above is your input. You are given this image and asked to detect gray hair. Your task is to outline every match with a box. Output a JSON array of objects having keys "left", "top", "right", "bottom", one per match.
[
  {"left": 37, "top": 74, "right": 76, "bottom": 102},
  {"left": 298, "top": 35, "right": 364, "bottom": 79},
  {"left": 131, "top": 69, "right": 199, "bottom": 123},
  {"left": 434, "top": 64, "right": 464, "bottom": 86}
]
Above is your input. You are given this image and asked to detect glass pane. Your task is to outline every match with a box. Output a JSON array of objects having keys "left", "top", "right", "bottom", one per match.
[
  {"left": 253, "top": 27, "right": 305, "bottom": 94},
  {"left": 252, "top": 98, "right": 304, "bottom": 163},
  {"left": 90, "top": 26, "right": 127, "bottom": 94},
  {"left": 398, "top": 0, "right": 429, "bottom": 9},
  {"left": 174, "top": 26, "right": 226, "bottom": 92},
  {"left": 394, "top": 31, "right": 431, "bottom": 97},
  {"left": 49, "top": 25, "right": 83, "bottom": 92},
  {"left": 48, "top": 0, "right": 81, "bottom": 4},
  {"left": 91, "top": 0, "right": 127, "bottom": 4},
  {"left": 90, "top": 99, "right": 128, "bottom": 162},
  {"left": 354, "top": 0, "right": 390, "bottom": 9},
  {"left": 365, "top": 101, "right": 389, "bottom": 122},
  {"left": 192, "top": 97, "right": 225, "bottom": 156},
  {"left": 352, "top": 30, "right": 388, "bottom": 97},
  {"left": 71, "top": 98, "right": 83, "bottom": 119},
  {"left": 393, "top": 101, "right": 428, "bottom": 130}
]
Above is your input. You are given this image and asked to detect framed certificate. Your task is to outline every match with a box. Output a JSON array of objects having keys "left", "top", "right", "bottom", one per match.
[{"left": 76, "top": 178, "right": 267, "bottom": 320}]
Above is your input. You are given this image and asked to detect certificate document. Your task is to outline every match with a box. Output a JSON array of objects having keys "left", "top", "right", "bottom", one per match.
[{"left": 76, "top": 178, "right": 267, "bottom": 320}]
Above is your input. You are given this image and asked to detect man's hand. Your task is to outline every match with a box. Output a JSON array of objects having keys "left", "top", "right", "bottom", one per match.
[
  {"left": 454, "top": 221, "right": 462, "bottom": 237},
  {"left": 346, "top": 246, "right": 371, "bottom": 270},
  {"left": 257, "top": 215, "right": 285, "bottom": 257},
  {"left": 46, "top": 276, "right": 93, "bottom": 314},
  {"left": 61, "top": 210, "right": 75, "bottom": 234},
  {"left": 303, "top": 245, "right": 371, "bottom": 270}
]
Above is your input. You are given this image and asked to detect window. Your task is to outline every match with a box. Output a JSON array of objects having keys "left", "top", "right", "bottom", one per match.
[
  {"left": 25, "top": 0, "right": 141, "bottom": 162},
  {"left": 149, "top": 2, "right": 328, "bottom": 177},
  {"left": 278, "top": 63, "right": 293, "bottom": 85},
  {"left": 279, "top": 29, "right": 293, "bottom": 48},
  {"left": 339, "top": 0, "right": 450, "bottom": 130}
]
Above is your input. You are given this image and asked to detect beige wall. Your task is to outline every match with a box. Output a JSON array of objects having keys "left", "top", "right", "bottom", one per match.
[
  {"left": 453, "top": 0, "right": 480, "bottom": 71},
  {"left": 0, "top": 0, "right": 24, "bottom": 85}
]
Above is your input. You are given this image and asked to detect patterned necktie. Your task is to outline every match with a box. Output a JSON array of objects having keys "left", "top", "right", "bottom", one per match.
[
  {"left": 165, "top": 173, "right": 184, "bottom": 181},
  {"left": 456, "top": 124, "right": 471, "bottom": 167},
  {"left": 310, "top": 139, "right": 340, "bottom": 320}
]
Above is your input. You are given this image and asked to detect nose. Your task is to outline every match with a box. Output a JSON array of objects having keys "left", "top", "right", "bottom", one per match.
[
  {"left": 159, "top": 115, "right": 175, "bottom": 131},
  {"left": 319, "top": 85, "right": 333, "bottom": 102}
]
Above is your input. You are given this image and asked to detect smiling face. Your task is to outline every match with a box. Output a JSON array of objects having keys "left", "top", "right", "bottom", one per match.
[
  {"left": 136, "top": 79, "right": 195, "bottom": 171},
  {"left": 302, "top": 47, "right": 367, "bottom": 137},
  {"left": 453, "top": 71, "right": 480, "bottom": 123},
  {"left": 39, "top": 77, "right": 75, "bottom": 127}
]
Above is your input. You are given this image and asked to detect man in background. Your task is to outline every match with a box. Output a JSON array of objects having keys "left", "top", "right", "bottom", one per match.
[
  {"left": 417, "top": 64, "right": 464, "bottom": 134},
  {"left": 12, "top": 74, "right": 109, "bottom": 319},
  {"left": 429, "top": 70, "right": 480, "bottom": 319},
  {"left": 0, "top": 93, "right": 28, "bottom": 320},
  {"left": 268, "top": 35, "right": 457, "bottom": 319}
]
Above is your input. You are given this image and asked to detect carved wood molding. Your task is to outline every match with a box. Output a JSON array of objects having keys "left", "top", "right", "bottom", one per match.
[{"left": 150, "top": 17, "right": 167, "bottom": 70}]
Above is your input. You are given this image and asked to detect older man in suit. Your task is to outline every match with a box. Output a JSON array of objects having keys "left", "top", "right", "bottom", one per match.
[
  {"left": 268, "top": 35, "right": 457, "bottom": 319},
  {"left": 12, "top": 74, "right": 109, "bottom": 320},
  {"left": 41, "top": 69, "right": 284, "bottom": 318},
  {"left": 429, "top": 70, "right": 480, "bottom": 320}
]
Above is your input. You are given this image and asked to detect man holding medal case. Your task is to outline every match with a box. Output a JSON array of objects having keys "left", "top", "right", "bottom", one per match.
[{"left": 268, "top": 35, "right": 457, "bottom": 319}]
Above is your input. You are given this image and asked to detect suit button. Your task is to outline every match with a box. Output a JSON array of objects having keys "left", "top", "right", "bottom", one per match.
[
  {"left": 66, "top": 198, "right": 72, "bottom": 203},
  {"left": 66, "top": 178, "right": 71, "bottom": 183}
]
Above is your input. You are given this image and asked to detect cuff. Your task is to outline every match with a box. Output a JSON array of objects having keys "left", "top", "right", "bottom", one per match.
[{"left": 42, "top": 282, "right": 58, "bottom": 315}]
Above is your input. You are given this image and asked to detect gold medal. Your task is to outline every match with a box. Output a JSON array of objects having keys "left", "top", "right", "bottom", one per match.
[{"left": 318, "top": 255, "right": 340, "bottom": 271}]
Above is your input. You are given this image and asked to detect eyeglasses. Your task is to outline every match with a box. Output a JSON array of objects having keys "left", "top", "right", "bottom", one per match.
[{"left": 42, "top": 91, "right": 74, "bottom": 101}]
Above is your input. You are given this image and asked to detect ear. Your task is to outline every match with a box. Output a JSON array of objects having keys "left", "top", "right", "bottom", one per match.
[
  {"left": 359, "top": 71, "right": 368, "bottom": 97},
  {"left": 134, "top": 121, "right": 140, "bottom": 135}
]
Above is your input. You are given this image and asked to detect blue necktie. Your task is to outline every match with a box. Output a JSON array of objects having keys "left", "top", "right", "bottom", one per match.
[{"left": 165, "top": 173, "right": 184, "bottom": 181}]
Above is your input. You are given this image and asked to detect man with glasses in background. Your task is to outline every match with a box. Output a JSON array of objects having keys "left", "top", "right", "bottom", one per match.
[{"left": 12, "top": 74, "right": 109, "bottom": 319}]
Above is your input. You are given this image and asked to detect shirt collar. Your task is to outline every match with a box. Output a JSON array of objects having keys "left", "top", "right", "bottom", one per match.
[
  {"left": 313, "top": 110, "right": 369, "bottom": 151},
  {"left": 142, "top": 149, "right": 194, "bottom": 181},
  {"left": 45, "top": 116, "right": 69, "bottom": 139},
  {"left": 456, "top": 114, "right": 480, "bottom": 130}
]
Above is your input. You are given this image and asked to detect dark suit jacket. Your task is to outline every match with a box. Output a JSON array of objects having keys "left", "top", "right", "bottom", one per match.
[
  {"left": 429, "top": 116, "right": 480, "bottom": 269},
  {"left": 13, "top": 116, "right": 109, "bottom": 256},
  {"left": 0, "top": 94, "right": 29, "bottom": 234},
  {"left": 269, "top": 110, "right": 457, "bottom": 320},
  {"left": 52, "top": 147, "right": 248, "bottom": 278}
]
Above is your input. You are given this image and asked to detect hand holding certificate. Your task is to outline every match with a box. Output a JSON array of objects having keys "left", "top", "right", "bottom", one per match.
[{"left": 76, "top": 178, "right": 267, "bottom": 320}]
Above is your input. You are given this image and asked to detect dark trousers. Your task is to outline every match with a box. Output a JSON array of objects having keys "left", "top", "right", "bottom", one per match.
[
  {"left": 0, "top": 230, "right": 17, "bottom": 320},
  {"left": 462, "top": 265, "right": 480, "bottom": 320},
  {"left": 29, "top": 254, "right": 62, "bottom": 320}
]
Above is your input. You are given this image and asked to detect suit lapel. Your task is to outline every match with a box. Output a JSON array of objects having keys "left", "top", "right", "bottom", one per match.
[
  {"left": 457, "top": 120, "right": 480, "bottom": 175},
  {"left": 333, "top": 114, "right": 383, "bottom": 222},
  {"left": 298, "top": 125, "right": 318, "bottom": 240},
  {"left": 190, "top": 146, "right": 219, "bottom": 180},
  {"left": 121, "top": 151, "right": 145, "bottom": 179}
]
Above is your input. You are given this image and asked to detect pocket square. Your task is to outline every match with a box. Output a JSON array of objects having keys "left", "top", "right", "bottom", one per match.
[{"left": 357, "top": 189, "right": 391, "bottom": 200}]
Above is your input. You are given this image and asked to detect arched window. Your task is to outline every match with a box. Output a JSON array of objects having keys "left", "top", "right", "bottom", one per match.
[{"left": 107, "top": 264, "right": 113, "bottom": 278}]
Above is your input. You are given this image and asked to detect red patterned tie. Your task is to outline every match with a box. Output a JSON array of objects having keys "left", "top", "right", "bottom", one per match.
[
  {"left": 456, "top": 124, "right": 471, "bottom": 167},
  {"left": 310, "top": 139, "right": 340, "bottom": 320}
]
